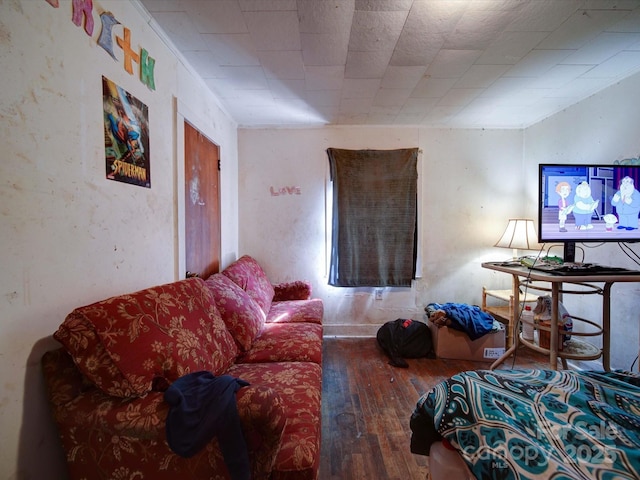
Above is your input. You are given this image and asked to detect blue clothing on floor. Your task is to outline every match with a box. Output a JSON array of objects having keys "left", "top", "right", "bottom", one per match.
[{"left": 428, "top": 302, "right": 495, "bottom": 340}]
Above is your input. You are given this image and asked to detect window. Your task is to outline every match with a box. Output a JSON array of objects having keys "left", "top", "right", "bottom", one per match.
[{"left": 326, "top": 148, "right": 419, "bottom": 287}]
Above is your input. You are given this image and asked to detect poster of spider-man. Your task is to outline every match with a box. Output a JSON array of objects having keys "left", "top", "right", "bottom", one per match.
[{"left": 103, "top": 76, "right": 150, "bottom": 188}]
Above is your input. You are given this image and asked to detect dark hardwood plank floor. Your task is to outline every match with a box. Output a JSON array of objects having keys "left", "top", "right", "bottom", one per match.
[{"left": 319, "top": 337, "right": 551, "bottom": 480}]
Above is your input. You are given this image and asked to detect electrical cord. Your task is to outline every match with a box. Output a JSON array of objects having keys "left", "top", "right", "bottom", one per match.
[
  {"left": 619, "top": 242, "right": 640, "bottom": 267},
  {"left": 510, "top": 245, "right": 545, "bottom": 368}
]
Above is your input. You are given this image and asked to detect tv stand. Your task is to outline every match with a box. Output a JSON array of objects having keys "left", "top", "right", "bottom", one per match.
[
  {"left": 482, "top": 261, "right": 640, "bottom": 371},
  {"left": 563, "top": 241, "right": 576, "bottom": 263}
]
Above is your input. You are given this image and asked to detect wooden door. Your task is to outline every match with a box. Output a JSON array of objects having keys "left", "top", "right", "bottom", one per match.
[{"left": 184, "top": 122, "right": 220, "bottom": 279}]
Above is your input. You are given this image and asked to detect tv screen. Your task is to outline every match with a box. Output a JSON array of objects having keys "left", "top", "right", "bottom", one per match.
[{"left": 538, "top": 164, "right": 640, "bottom": 248}]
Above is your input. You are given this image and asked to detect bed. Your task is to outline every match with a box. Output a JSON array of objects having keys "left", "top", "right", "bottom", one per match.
[{"left": 410, "top": 369, "right": 640, "bottom": 479}]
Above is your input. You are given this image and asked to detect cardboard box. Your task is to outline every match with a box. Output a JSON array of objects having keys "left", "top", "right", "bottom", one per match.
[
  {"left": 537, "top": 320, "right": 564, "bottom": 351},
  {"left": 428, "top": 320, "right": 506, "bottom": 362}
]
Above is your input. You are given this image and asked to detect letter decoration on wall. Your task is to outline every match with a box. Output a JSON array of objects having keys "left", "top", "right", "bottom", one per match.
[
  {"left": 46, "top": 0, "right": 156, "bottom": 91},
  {"left": 103, "top": 76, "right": 150, "bottom": 188},
  {"left": 270, "top": 186, "right": 302, "bottom": 196}
]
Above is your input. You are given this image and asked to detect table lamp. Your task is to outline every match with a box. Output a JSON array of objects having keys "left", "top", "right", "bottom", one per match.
[{"left": 494, "top": 218, "right": 537, "bottom": 259}]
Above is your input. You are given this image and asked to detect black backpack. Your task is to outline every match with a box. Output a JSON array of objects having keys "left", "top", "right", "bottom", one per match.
[{"left": 376, "top": 319, "right": 435, "bottom": 368}]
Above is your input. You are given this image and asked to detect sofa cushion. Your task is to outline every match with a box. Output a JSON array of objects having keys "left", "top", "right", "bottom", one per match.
[
  {"left": 267, "top": 299, "right": 324, "bottom": 324},
  {"left": 238, "top": 322, "right": 323, "bottom": 364},
  {"left": 54, "top": 278, "right": 238, "bottom": 397},
  {"left": 204, "top": 273, "right": 265, "bottom": 352},
  {"left": 227, "top": 362, "right": 322, "bottom": 480},
  {"left": 222, "top": 255, "right": 275, "bottom": 315}
]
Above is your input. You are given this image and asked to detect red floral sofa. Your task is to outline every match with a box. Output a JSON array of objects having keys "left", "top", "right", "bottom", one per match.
[{"left": 42, "top": 255, "right": 324, "bottom": 480}]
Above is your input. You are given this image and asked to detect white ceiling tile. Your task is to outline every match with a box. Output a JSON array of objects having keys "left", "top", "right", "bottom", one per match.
[
  {"left": 390, "top": 32, "right": 443, "bottom": 66},
  {"left": 443, "top": 5, "right": 521, "bottom": 50},
  {"left": 217, "top": 65, "right": 270, "bottom": 89},
  {"left": 425, "top": 50, "right": 483, "bottom": 78},
  {"left": 345, "top": 51, "right": 391, "bottom": 78},
  {"left": 528, "top": 64, "right": 593, "bottom": 88},
  {"left": 348, "top": 10, "right": 407, "bottom": 52},
  {"left": 404, "top": 0, "right": 469, "bottom": 34},
  {"left": 504, "top": 0, "right": 577, "bottom": 32},
  {"left": 437, "top": 88, "right": 483, "bottom": 107},
  {"left": 581, "top": 50, "right": 640, "bottom": 78},
  {"left": 339, "top": 98, "right": 372, "bottom": 114},
  {"left": 342, "top": 79, "right": 381, "bottom": 99},
  {"left": 505, "top": 49, "right": 575, "bottom": 77},
  {"left": 381, "top": 66, "right": 427, "bottom": 89},
  {"left": 394, "top": 113, "right": 427, "bottom": 125},
  {"left": 305, "top": 66, "right": 345, "bottom": 90},
  {"left": 258, "top": 51, "right": 305, "bottom": 79},
  {"left": 411, "top": 77, "right": 457, "bottom": 98},
  {"left": 373, "top": 88, "right": 412, "bottom": 107},
  {"left": 267, "top": 78, "right": 306, "bottom": 99},
  {"left": 608, "top": 7, "right": 640, "bottom": 33},
  {"left": 301, "top": 33, "right": 349, "bottom": 66},
  {"left": 306, "top": 90, "right": 342, "bottom": 107},
  {"left": 355, "top": 0, "right": 414, "bottom": 11},
  {"left": 562, "top": 32, "right": 640, "bottom": 65},
  {"left": 148, "top": 12, "right": 206, "bottom": 51},
  {"left": 537, "top": 9, "right": 634, "bottom": 50},
  {"left": 455, "top": 64, "right": 511, "bottom": 89},
  {"left": 476, "top": 31, "right": 550, "bottom": 65},
  {"left": 182, "top": 51, "right": 225, "bottom": 78},
  {"left": 401, "top": 97, "right": 439, "bottom": 114},
  {"left": 243, "top": 11, "right": 301, "bottom": 50},
  {"left": 183, "top": 0, "right": 247, "bottom": 34},
  {"left": 141, "top": 0, "right": 640, "bottom": 128},
  {"left": 201, "top": 33, "right": 260, "bottom": 66},
  {"left": 542, "top": 77, "right": 607, "bottom": 99},
  {"left": 239, "top": 0, "right": 297, "bottom": 12},
  {"left": 480, "top": 76, "right": 530, "bottom": 97},
  {"left": 297, "top": 0, "right": 355, "bottom": 33}
]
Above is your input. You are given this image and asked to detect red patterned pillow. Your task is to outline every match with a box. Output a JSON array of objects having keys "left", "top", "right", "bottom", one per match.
[
  {"left": 204, "top": 273, "right": 265, "bottom": 352},
  {"left": 222, "top": 255, "right": 275, "bottom": 315},
  {"left": 54, "top": 278, "right": 238, "bottom": 398}
]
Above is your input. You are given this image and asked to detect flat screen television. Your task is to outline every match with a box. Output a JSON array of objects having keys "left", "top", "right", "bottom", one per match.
[{"left": 538, "top": 163, "right": 640, "bottom": 262}]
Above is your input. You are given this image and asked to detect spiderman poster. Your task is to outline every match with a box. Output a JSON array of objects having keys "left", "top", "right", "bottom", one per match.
[{"left": 102, "top": 76, "right": 150, "bottom": 188}]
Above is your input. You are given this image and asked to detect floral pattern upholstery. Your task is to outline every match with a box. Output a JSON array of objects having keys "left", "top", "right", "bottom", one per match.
[
  {"left": 53, "top": 278, "right": 238, "bottom": 398},
  {"left": 204, "top": 273, "right": 265, "bottom": 352},
  {"left": 267, "top": 299, "right": 324, "bottom": 324},
  {"left": 43, "top": 256, "right": 324, "bottom": 480},
  {"left": 221, "top": 255, "right": 275, "bottom": 315},
  {"left": 237, "top": 322, "right": 323, "bottom": 364},
  {"left": 42, "top": 348, "right": 289, "bottom": 480},
  {"left": 227, "top": 362, "right": 322, "bottom": 480}
]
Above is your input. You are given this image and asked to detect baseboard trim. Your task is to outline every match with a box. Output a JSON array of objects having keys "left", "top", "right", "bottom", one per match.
[{"left": 323, "top": 324, "right": 381, "bottom": 337}]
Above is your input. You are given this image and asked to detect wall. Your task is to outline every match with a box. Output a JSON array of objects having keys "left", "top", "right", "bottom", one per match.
[
  {"left": 524, "top": 71, "right": 640, "bottom": 371},
  {"left": 238, "top": 127, "right": 525, "bottom": 336},
  {"left": 239, "top": 75, "right": 640, "bottom": 369},
  {"left": 0, "top": 1, "right": 238, "bottom": 478}
]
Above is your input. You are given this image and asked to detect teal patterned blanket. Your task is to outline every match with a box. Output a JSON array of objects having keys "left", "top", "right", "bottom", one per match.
[{"left": 411, "top": 369, "right": 640, "bottom": 479}]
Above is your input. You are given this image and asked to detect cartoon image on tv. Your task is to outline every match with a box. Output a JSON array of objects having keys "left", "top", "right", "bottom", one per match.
[
  {"left": 611, "top": 176, "right": 640, "bottom": 230},
  {"left": 572, "top": 181, "right": 599, "bottom": 230},
  {"left": 555, "top": 181, "right": 574, "bottom": 232}
]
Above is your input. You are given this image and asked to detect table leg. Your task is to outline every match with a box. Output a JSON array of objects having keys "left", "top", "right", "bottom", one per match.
[
  {"left": 489, "top": 274, "right": 521, "bottom": 370},
  {"left": 602, "top": 283, "right": 612, "bottom": 372},
  {"left": 550, "top": 283, "right": 559, "bottom": 370}
]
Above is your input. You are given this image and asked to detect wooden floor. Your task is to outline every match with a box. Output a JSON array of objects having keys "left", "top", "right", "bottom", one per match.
[{"left": 319, "top": 337, "right": 551, "bottom": 480}]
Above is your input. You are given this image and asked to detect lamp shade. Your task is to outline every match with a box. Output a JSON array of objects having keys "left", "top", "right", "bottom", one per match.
[{"left": 495, "top": 218, "right": 537, "bottom": 257}]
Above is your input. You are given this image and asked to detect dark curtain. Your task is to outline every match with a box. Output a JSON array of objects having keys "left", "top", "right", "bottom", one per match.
[{"left": 327, "top": 148, "right": 418, "bottom": 287}]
